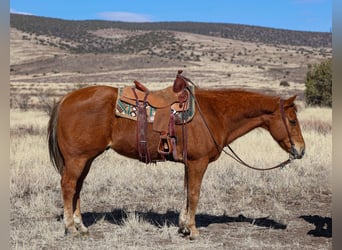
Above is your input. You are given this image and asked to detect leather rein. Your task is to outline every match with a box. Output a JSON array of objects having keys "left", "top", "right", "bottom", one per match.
[{"left": 182, "top": 75, "right": 294, "bottom": 171}]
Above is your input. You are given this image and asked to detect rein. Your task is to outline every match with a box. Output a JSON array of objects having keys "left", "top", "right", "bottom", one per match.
[{"left": 185, "top": 81, "right": 294, "bottom": 171}]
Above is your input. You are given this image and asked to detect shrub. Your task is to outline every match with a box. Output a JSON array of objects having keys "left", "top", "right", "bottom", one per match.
[
  {"left": 305, "top": 59, "right": 332, "bottom": 107},
  {"left": 280, "top": 80, "right": 290, "bottom": 87}
]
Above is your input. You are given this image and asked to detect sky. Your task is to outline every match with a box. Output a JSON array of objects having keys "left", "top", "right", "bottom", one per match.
[{"left": 10, "top": 0, "right": 332, "bottom": 32}]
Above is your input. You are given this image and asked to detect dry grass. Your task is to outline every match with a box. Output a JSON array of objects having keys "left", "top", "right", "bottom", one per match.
[
  {"left": 10, "top": 28, "right": 65, "bottom": 65},
  {"left": 10, "top": 104, "right": 331, "bottom": 249}
]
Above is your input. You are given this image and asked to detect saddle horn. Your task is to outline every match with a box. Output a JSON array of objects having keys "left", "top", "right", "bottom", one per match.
[
  {"left": 173, "top": 71, "right": 187, "bottom": 93},
  {"left": 134, "top": 80, "right": 149, "bottom": 93}
]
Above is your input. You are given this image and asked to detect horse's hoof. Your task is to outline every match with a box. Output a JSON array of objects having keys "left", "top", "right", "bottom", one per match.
[
  {"left": 80, "top": 227, "right": 89, "bottom": 235},
  {"left": 76, "top": 224, "right": 89, "bottom": 235},
  {"left": 189, "top": 229, "right": 200, "bottom": 240},
  {"left": 178, "top": 227, "right": 190, "bottom": 236},
  {"left": 65, "top": 227, "right": 80, "bottom": 237}
]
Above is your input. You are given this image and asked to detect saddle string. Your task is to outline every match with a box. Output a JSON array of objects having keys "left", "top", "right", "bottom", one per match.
[
  {"left": 181, "top": 102, "right": 188, "bottom": 165},
  {"left": 186, "top": 85, "right": 293, "bottom": 171},
  {"left": 133, "top": 87, "right": 151, "bottom": 163},
  {"left": 177, "top": 72, "right": 199, "bottom": 88}
]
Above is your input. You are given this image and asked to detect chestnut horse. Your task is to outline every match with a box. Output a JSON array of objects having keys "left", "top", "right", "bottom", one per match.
[{"left": 48, "top": 79, "right": 305, "bottom": 239}]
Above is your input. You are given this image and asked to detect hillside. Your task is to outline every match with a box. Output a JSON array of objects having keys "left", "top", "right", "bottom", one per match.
[
  {"left": 10, "top": 13, "right": 331, "bottom": 55},
  {"left": 10, "top": 13, "right": 332, "bottom": 109}
]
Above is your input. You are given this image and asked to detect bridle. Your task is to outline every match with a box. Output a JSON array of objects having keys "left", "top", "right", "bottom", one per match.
[
  {"left": 220, "top": 99, "right": 295, "bottom": 171},
  {"left": 280, "top": 99, "right": 297, "bottom": 158},
  {"left": 182, "top": 77, "right": 295, "bottom": 171}
]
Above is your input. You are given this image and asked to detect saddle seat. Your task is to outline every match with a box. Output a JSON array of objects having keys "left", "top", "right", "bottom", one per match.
[{"left": 120, "top": 77, "right": 188, "bottom": 110}]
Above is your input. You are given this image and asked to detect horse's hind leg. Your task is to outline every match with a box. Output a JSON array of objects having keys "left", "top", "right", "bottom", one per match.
[
  {"left": 73, "top": 197, "right": 88, "bottom": 234},
  {"left": 73, "top": 160, "right": 93, "bottom": 234},
  {"left": 61, "top": 157, "right": 88, "bottom": 236}
]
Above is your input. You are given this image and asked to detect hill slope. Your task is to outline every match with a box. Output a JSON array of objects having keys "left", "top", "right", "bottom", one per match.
[
  {"left": 10, "top": 13, "right": 331, "bottom": 55},
  {"left": 10, "top": 13, "right": 332, "bottom": 102}
]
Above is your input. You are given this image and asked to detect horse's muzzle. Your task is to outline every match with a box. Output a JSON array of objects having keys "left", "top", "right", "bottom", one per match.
[{"left": 290, "top": 145, "right": 305, "bottom": 159}]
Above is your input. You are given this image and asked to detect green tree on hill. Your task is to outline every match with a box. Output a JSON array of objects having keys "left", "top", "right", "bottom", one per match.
[{"left": 305, "top": 58, "right": 332, "bottom": 107}]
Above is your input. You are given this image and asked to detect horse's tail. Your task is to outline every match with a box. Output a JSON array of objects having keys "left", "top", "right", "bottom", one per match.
[{"left": 47, "top": 100, "right": 64, "bottom": 175}]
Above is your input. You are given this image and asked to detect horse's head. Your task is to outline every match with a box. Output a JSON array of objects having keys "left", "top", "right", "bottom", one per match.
[{"left": 266, "top": 96, "right": 305, "bottom": 159}]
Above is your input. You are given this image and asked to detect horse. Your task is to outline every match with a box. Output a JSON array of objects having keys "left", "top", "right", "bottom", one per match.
[{"left": 47, "top": 76, "right": 305, "bottom": 240}]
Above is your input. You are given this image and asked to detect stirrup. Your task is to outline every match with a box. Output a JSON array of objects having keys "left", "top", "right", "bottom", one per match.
[{"left": 157, "top": 135, "right": 173, "bottom": 155}]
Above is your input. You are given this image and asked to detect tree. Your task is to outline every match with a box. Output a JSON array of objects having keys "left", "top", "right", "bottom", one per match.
[{"left": 305, "top": 59, "right": 332, "bottom": 107}]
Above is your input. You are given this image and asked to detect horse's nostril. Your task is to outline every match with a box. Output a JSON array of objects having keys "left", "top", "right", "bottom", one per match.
[
  {"left": 301, "top": 148, "right": 305, "bottom": 157},
  {"left": 295, "top": 147, "right": 305, "bottom": 159}
]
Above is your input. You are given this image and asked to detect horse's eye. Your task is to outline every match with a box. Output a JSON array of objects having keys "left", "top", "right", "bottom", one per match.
[{"left": 289, "top": 119, "right": 297, "bottom": 126}]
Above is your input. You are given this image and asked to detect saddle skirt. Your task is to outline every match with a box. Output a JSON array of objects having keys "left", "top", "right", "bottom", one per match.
[{"left": 115, "top": 85, "right": 195, "bottom": 124}]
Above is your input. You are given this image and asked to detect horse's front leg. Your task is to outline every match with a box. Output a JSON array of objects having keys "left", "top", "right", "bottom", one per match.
[
  {"left": 178, "top": 164, "right": 190, "bottom": 235},
  {"left": 179, "top": 158, "right": 209, "bottom": 240}
]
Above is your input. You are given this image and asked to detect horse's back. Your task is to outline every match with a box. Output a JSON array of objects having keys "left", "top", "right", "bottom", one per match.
[{"left": 61, "top": 85, "right": 117, "bottom": 106}]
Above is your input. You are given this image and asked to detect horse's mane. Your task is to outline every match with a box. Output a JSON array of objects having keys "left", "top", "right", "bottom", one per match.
[
  {"left": 196, "top": 87, "right": 279, "bottom": 102},
  {"left": 197, "top": 87, "right": 277, "bottom": 97},
  {"left": 195, "top": 87, "right": 280, "bottom": 116}
]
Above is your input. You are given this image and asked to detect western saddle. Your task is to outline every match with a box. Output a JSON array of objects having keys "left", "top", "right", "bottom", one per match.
[{"left": 119, "top": 70, "right": 191, "bottom": 163}]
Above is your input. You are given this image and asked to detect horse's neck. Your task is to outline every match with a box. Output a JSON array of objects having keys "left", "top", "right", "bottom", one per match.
[
  {"left": 199, "top": 89, "right": 278, "bottom": 145},
  {"left": 225, "top": 113, "right": 266, "bottom": 144}
]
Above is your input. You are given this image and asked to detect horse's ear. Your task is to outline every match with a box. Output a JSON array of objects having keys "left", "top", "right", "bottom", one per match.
[{"left": 284, "top": 95, "right": 297, "bottom": 107}]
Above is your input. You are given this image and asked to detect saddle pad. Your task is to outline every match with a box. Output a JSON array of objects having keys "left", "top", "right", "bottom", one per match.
[{"left": 115, "top": 86, "right": 195, "bottom": 124}]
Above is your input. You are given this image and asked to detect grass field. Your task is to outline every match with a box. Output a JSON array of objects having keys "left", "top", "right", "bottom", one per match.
[{"left": 10, "top": 97, "right": 332, "bottom": 249}]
